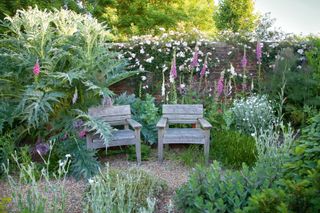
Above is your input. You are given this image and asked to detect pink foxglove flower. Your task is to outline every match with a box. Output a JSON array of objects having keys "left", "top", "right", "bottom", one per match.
[
  {"left": 256, "top": 40, "right": 262, "bottom": 63},
  {"left": 79, "top": 130, "right": 87, "bottom": 138},
  {"left": 241, "top": 49, "right": 248, "bottom": 68},
  {"left": 217, "top": 76, "right": 224, "bottom": 97},
  {"left": 190, "top": 46, "right": 199, "bottom": 68},
  {"left": 170, "top": 50, "right": 177, "bottom": 80},
  {"left": 200, "top": 56, "right": 208, "bottom": 77},
  {"left": 33, "top": 59, "right": 40, "bottom": 76}
]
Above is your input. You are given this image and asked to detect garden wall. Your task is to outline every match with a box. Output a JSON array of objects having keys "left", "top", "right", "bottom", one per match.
[{"left": 110, "top": 41, "right": 259, "bottom": 99}]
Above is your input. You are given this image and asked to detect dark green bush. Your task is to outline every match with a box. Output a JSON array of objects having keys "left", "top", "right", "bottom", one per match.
[
  {"left": 210, "top": 130, "right": 257, "bottom": 169},
  {"left": 175, "top": 160, "right": 281, "bottom": 212}
]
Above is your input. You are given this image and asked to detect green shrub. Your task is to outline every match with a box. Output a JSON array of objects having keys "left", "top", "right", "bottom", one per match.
[
  {"left": 84, "top": 167, "right": 165, "bottom": 213},
  {"left": 0, "top": 7, "right": 138, "bottom": 145},
  {"left": 115, "top": 93, "right": 160, "bottom": 145},
  {"left": 241, "top": 188, "right": 289, "bottom": 213},
  {"left": 175, "top": 122, "right": 295, "bottom": 212},
  {"left": 231, "top": 95, "right": 277, "bottom": 134},
  {"left": 175, "top": 161, "right": 282, "bottom": 212},
  {"left": 55, "top": 137, "right": 100, "bottom": 180},
  {"left": 210, "top": 130, "right": 257, "bottom": 169}
]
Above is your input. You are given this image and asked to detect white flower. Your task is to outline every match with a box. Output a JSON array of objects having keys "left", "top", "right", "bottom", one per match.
[
  {"left": 297, "top": 65, "right": 302, "bottom": 69},
  {"left": 165, "top": 43, "right": 172, "bottom": 48},
  {"left": 139, "top": 65, "right": 145, "bottom": 71},
  {"left": 227, "top": 51, "right": 232, "bottom": 55},
  {"left": 65, "top": 154, "right": 71, "bottom": 158},
  {"left": 141, "top": 76, "right": 147, "bottom": 81},
  {"left": 142, "top": 85, "right": 149, "bottom": 89},
  {"left": 146, "top": 40, "right": 151, "bottom": 45},
  {"left": 182, "top": 42, "right": 188, "bottom": 47},
  {"left": 140, "top": 48, "right": 145, "bottom": 54},
  {"left": 297, "top": 49, "right": 304, "bottom": 55},
  {"left": 145, "top": 56, "right": 154, "bottom": 63},
  {"left": 88, "top": 178, "right": 94, "bottom": 184},
  {"left": 59, "top": 160, "right": 64, "bottom": 167},
  {"left": 159, "top": 27, "right": 165, "bottom": 31},
  {"left": 179, "top": 65, "right": 184, "bottom": 71},
  {"left": 180, "top": 84, "right": 185, "bottom": 89},
  {"left": 228, "top": 63, "right": 237, "bottom": 76},
  {"left": 131, "top": 53, "right": 136, "bottom": 58}
]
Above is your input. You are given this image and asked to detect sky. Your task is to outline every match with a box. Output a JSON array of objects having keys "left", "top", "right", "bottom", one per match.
[{"left": 254, "top": 0, "right": 320, "bottom": 35}]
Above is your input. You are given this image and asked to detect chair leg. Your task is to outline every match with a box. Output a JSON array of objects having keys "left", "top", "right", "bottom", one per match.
[
  {"left": 135, "top": 129, "right": 141, "bottom": 165},
  {"left": 158, "top": 128, "right": 164, "bottom": 162},
  {"left": 204, "top": 130, "right": 210, "bottom": 165}
]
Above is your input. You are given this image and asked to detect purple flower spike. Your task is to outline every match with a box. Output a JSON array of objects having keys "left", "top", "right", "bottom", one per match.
[
  {"left": 36, "top": 143, "right": 50, "bottom": 156},
  {"left": 217, "top": 77, "right": 224, "bottom": 97},
  {"left": 190, "top": 46, "right": 199, "bottom": 68},
  {"left": 241, "top": 49, "right": 248, "bottom": 68},
  {"left": 256, "top": 40, "right": 262, "bottom": 63},
  {"left": 170, "top": 50, "right": 177, "bottom": 79},
  {"left": 200, "top": 56, "right": 208, "bottom": 77},
  {"left": 79, "top": 130, "right": 87, "bottom": 138}
]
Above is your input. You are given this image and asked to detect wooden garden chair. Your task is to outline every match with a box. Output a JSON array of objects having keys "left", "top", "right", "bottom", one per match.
[
  {"left": 156, "top": 104, "right": 212, "bottom": 164},
  {"left": 86, "top": 105, "right": 142, "bottom": 164}
]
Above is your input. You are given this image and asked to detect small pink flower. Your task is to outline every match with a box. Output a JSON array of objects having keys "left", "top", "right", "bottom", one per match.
[
  {"left": 79, "top": 130, "right": 86, "bottom": 138},
  {"left": 33, "top": 59, "right": 40, "bottom": 76}
]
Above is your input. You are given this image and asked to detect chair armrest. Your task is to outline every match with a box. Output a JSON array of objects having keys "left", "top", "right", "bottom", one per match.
[
  {"left": 198, "top": 118, "right": 212, "bottom": 130},
  {"left": 156, "top": 117, "right": 168, "bottom": 128},
  {"left": 127, "top": 119, "right": 142, "bottom": 129}
]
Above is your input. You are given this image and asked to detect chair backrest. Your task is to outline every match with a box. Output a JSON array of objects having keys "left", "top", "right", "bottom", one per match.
[
  {"left": 88, "top": 105, "right": 131, "bottom": 126},
  {"left": 162, "top": 104, "right": 203, "bottom": 124}
]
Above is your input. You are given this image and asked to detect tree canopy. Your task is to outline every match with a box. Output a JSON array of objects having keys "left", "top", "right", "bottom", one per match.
[{"left": 213, "top": 0, "right": 256, "bottom": 32}]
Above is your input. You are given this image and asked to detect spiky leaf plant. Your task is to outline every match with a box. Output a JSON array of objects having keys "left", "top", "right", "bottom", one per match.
[{"left": 0, "top": 7, "right": 138, "bottom": 145}]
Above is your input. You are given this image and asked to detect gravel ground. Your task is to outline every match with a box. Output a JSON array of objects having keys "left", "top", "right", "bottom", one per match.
[{"left": 0, "top": 149, "right": 191, "bottom": 212}]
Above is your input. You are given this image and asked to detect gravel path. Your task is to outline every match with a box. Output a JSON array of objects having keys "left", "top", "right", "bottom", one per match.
[{"left": 0, "top": 151, "right": 191, "bottom": 212}]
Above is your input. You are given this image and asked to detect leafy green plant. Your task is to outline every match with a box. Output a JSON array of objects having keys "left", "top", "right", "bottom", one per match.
[
  {"left": 175, "top": 121, "right": 295, "bottom": 212},
  {"left": 55, "top": 136, "right": 100, "bottom": 180},
  {"left": 241, "top": 188, "right": 289, "bottom": 213},
  {"left": 231, "top": 94, "right": 277, "bottom": 134},
  {"left": 0, "top": 7, "right": 138, "bottom": 144},
  {"left": 84, "top": 166, "right": 165, "bottom": 213},
  {"left": 175, "top": 161, "right": 281, "bottom": 213},
  {"left": 132, "top": 94, "right": 159, "bottom": 144},
  {"left": 210, "top": 130, "right": 257, "bottom": 169}
]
